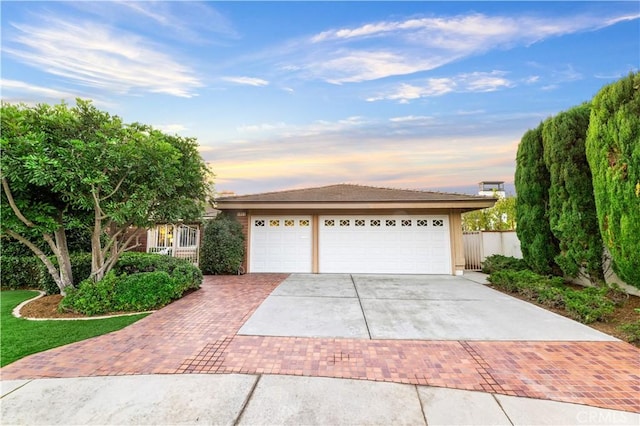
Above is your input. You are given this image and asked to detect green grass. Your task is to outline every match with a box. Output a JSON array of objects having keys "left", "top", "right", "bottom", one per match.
[{"left": 1, "top": 290, "right": 148, "bottom": 367}]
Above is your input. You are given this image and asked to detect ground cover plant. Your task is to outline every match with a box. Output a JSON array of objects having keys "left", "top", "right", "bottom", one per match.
[
  {"left": 1, "top": 290, "right": 147, "bottom": 367},
  {"left": 484, "top": 255, "right": 639, "bottom": 345}
]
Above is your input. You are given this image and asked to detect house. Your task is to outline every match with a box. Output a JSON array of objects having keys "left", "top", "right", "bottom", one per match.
[{"left": 215, "top": 184, "right": 496, "bottom": 275}]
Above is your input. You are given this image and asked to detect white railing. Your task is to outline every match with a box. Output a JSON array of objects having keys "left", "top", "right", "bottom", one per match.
[{"left": 147, "top": 224, "right": 200, "bottom": 265}]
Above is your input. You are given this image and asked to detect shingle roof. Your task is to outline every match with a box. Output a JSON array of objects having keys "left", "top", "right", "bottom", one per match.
[{"left": 216, "top": 184, "right": 493, "bottom": 203}]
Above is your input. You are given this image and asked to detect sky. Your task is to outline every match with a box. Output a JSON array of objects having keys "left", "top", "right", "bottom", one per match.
[{"left": 1, "top": 1, "right": 638, "bottom": 196}]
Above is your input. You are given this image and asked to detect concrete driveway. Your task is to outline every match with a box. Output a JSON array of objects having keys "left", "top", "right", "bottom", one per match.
[{"left": 239, "top": 274, "right": 617, "bottom": 341}]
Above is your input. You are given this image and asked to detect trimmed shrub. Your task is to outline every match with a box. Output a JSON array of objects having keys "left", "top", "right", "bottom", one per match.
[
  {"left": 0, "top": 253, "right": 92, "bottom": 294},
  {"left": 515, "top": 124, "right": 561, "bottom": 275},
  {"left": 59, "top": 272, "right": 122, "bottom": 316},
  {"left": 112, "top": 272, "right": 176, "bottom": 312},
  {"left": 563, "top": 287, "right": 614, "bottom": 324},
  {"left": 481, "top": 255, "right": 528, "bottom": 275},
  {"left": 0, "top": 256, "right": 41, "bottom": 290},
  {"left": 59, "top": 253, "right": 201, "bottom": 315},
  {"left": 542, "top": 104, "right": 604, "bottom": 282},
  {"left": 586, "top": 72, "right": 640, "bottom": 288},
  {"left": 200, "top": 214, "right": 245, "bottom": 275}
]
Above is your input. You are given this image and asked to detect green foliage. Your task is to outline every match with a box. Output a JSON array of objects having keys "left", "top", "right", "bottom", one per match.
[
  {"left": 488, "top": 269, "right": 614, "bottom": 323},
  {"left": 200, "top": 214, "right": 245, "bottom": 275},
  {"left": 39, "top": 253, "right": 93, "bottom": 295},
  {"left": 462, "top": 196, "right": 517, "bottom": 231},
  {"left": 0, "top": 256, "right": 41, "bottom": 290},
  {"left": 619, "top": 309, "right": 640, "bottom": 344},
  {"left": 586, "top": 72, "right": 640, "bottom": 288},
  {"left": 0, "top": 253, "right": 92, "bottom": 294},
  {"left": 515, "top": 124, "right": 560, "bottom": 274},
  {"left": 59, "top": 253, "right": 201, "bottom": 315},
  {"left": 481, "top": 255, "right": 528, "bottom": 274},
  {"left": 1, "top": 99, "right": 212, "bottom": 290},
  {"left": 59, "top": 273, "right": 121, "bottom": 316},
  {"left": 542, "top": 104, "right": 604, "bottom": 282},
  {"left": 1, "top": 290, "right": 146, "bottom": 367}
]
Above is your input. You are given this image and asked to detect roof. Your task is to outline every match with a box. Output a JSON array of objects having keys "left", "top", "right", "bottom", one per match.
[{"left": 215, "top": 184, "right": 496, "bottom": 211}]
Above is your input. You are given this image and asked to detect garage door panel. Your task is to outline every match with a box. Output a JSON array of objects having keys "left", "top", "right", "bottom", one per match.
[
  {"left": 250, "top": 215, "right": 312, "bottom": 273},
  {"left": 319, "top": 215, "right": 451, "bottom": 274}
]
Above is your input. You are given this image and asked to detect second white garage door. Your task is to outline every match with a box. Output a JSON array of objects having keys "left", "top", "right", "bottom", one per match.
[{"left": 319, "top": 215, "right": 451, "bottom": 274}]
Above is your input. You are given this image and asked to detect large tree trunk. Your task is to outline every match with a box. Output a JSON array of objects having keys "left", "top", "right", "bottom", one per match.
[{"left": 54, "top": 226, "right": 74, "bottom": 287}]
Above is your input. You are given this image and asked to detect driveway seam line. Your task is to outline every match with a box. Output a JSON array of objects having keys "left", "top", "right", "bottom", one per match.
[
  {"left": 350, "top": 274, "right": 372, "bottom": 339},
  {"left": 234, "top": 374, "right": 261, "bottom": 426},
  {"left": 413, "top": 385, "right": 429, "bottom": 425},
  {"left": 491, "top": 393, "right": 515, "bottom": 425},
  {"left": 459, "top": 341, "right": 505, "bottom": 394}
]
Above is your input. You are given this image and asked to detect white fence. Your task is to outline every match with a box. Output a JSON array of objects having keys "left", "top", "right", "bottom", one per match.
[
  {"left": 147, "top": 224, "right": 200, "bottom": 265},
  {"left": 463, "top": 231, "right": 522, "bottom": 270}
]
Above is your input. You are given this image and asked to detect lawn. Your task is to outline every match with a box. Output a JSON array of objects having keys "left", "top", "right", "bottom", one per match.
[{"left": 1, "top": 290, "right": 148, "bottom": 367}]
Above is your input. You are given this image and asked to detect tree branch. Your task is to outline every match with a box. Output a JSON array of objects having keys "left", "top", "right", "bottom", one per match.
[{"left": 2, "top": 178, "right": 36, "bottom": 228}]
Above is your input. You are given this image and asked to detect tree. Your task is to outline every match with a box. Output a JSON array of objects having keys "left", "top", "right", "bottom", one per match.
[
  {"left": 586, "top": 72, "right": 640, "bottom": 288},
  {"left": 1, "top": 100, "right": 212, "bottom": 292},
  {"left": 542, "top": 104, "right": 604, "bottom": 283},
  {"left": 462, "top": 195, "right": 516, "bottom": 231},
  {"left": 514, "top": 123, "right": 560, "bottom": 275},
  {"left": 199, "top": 214, "right": 245, "bottom": 275}
]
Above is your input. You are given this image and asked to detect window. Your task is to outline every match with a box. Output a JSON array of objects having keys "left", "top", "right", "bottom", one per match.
[
  {"left": 340, "top": 219, "right": 350, "bottom": 227},
  {"left": 417, "top": 219, "right": 428, "bottom": 227},
  {"left": 401, "top": 219, "right": 412, "bottom": 227},
  {"left": 269, "top": 219, "right": 280, "bottom": 227},
  {"left": 355, "top": 219, "right": 365, "bottom": 227},
  {"left": 386, "top": 219, "right": 396, "bottom": 227},
  {"left": 284, "top": 219, "right": 295, "bottom": 227},
  {"left": 299, "top": 219, "right": 310, "bottom": 227},
  {"left": 433, "top": 219, "right": 444, "bottom": 227},
  {"left": 255, "top": 219, "right": 265, "bottom": 227},
  {"left": 370, "top": 219, "right": 380, "bottom": 227},
  {"left": 324, "top": 219, "right": 335, "bottom": 227}
]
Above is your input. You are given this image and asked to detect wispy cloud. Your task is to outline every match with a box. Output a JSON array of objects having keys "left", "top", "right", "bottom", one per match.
[
  {"left": 1, "top": 79, "right": 79, "bottom": 100},
  {"left": 221, "top": 76, "right": 269, "bottom": 86},
  {"left": 153, "top": 123, "right": 188, "bottom": 134},
  {"left": 4, "top": 16, "right": 203, "bottom": 97},
  {"left": 368, "top": 71, "right": 512, "bottom": 103},
  {"left": 296, "top": 11, "right": 639, "bottom": 84}
]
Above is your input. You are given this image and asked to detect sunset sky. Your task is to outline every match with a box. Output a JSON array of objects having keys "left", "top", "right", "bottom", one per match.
[{"left": 2, "top": 1, "right": 638, "bottom": 195}]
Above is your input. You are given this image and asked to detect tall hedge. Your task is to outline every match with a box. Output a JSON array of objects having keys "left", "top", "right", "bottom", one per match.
[
  {"left": 542, "top": 104, "right": 604, "bottom": 283},
  {"left": 515, "top": 124, "right": 560, "bottom": 274},
  {"left": 200, "top": 214, "right": 245, "bottom": 275},
  {"left": 586, "top": 72, "right": 640, "bottom": 288}
]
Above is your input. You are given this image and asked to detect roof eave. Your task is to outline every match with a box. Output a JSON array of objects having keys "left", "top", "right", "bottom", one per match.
[{"left": 215, "top": 199, "right": 497, "bottom": 210}]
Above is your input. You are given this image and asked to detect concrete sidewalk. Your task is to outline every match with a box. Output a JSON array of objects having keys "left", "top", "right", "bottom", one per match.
[{"left": 2, "top": 374, "right": 638, "bottom": 425}]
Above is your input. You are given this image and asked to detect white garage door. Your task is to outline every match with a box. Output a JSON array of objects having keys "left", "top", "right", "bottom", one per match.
[
  {"left": 250, "top": 216, "right": 312, "bottom": 273},
  {"left": 319, "top": 215, "right": 451, "bottom": 274}
]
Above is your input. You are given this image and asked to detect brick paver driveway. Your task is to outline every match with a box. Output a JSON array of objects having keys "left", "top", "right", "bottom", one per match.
[{"left": 2, "top": 274, "right": 639, "bottom": 413}]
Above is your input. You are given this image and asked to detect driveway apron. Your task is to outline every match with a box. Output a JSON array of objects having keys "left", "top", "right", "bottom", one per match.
[{"left": 1, "top": 274, "right": 638, "bottom": 414}]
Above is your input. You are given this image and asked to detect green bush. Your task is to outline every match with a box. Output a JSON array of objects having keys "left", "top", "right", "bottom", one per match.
[
  {"left": 112, "top": 272, "right": 176, "bottom": 312},
  {"left": 0, "top": 253, "right": 92, "bottom": 294},
  {"left": 563, "top": 287, "right": 614, "bottom": 323},
  {"left": 586, "top": 72, "right": 640, "bottom": 288},
  {"left": 488, "top": 269, "right": 615, "bottom": 324},
  {"left": 200, "top": 214, "right": 245, "bottom": 275},
  {"left": 59, "top": 272, "right": 122, "bottom": 316},
  {"left": 0, "top": 256, "right": 41, "bottom": 290},
  {"left": 59, "top": 254, "right": 202, "bottom": 315},
  {"left": 481, "top": 255, "right": 528, "bottom": 274},
  {"left": 619, "top": 310, "right": 640, "bottom": 344}
]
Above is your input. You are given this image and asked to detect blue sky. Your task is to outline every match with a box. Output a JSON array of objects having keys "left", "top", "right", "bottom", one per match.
[{"left": 2, "top": 1, "right": 638, "bottom": 195}]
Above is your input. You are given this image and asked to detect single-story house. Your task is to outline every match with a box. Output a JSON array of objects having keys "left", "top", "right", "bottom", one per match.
[{"left": 215, "top": 184, "right": 496, "bottom": 275}]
